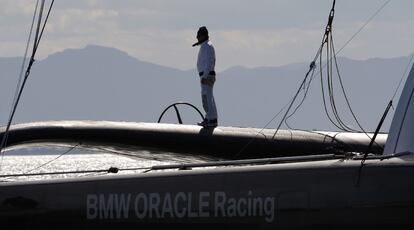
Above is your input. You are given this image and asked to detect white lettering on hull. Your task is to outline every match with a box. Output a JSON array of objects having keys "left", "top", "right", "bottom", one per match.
[{"left": 86, "top": 191, "right": 275, "bottom": 223}]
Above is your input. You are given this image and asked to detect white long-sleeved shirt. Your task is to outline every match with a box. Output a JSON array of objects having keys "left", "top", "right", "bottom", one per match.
[{"left": 197, "top": 40, "right": 216, "bottom": 79}]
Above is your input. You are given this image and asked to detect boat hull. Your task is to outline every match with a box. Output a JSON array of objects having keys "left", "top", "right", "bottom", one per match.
[
  {"left": 0, "top": 121, "right": 387, "bottom": 159},
  {"left": 1, "top": 155, "right": 413, "bottom": 229}
]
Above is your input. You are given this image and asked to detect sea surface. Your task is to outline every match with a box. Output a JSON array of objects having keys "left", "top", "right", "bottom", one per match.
[{"left": 0, "top": 144, "right": 211, "bottom": 182}]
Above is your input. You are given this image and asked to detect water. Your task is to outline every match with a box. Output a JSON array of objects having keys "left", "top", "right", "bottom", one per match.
[{"left": 0, "top": 144, "right": 211, "bottom": 182}]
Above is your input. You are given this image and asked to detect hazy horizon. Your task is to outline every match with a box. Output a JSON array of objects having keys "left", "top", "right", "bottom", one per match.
[
  {"left": 1, "top": 45, "right": 412, "bottom": 132},
  {"left": 1, "top": 1, "right": 414, "bottom": 71},
  {"left": 3, "top": 43, "right": 413, "bottom": 72},
  {"left": 2, "top": 1, "right": 414, "bottom": 132}
]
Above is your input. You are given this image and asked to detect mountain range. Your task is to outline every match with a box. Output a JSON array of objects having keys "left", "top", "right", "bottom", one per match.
[{"left": 0, "top": 45, "right": 412, "bottom": 132}]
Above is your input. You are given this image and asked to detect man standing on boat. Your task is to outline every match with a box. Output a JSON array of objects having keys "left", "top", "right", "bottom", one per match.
[{"left": 193, "top": 26, "right": 218, "bottom": 127}]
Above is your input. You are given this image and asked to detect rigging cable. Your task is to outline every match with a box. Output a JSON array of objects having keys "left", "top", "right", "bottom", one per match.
[
  {"left": 286, "top": 0, "right": 360, "bottom": 133},
  {"left": 236, "top": 97, "right": 294, "bottom": 156},
  {"left": 318, "top": 41, "right": 349, "bottom": 131},
  {"left": 286, "top": 0, "right": 392, "bottom": 130},
  {"left": 0, "top": 0, "right": 55, "bottom": 173},
  {"left": 239, "top": 0, "right": 338, "bottom": 152},
  {"left": 12, "top": 0, "right": 40, "bottom": 115},
  {"left": 318, "top": 4, "right": 389, "bottom": 149},
  {"left": 356, "top": 53, "right": 414, "bottom": 185},
  {"left": 322, "top": 31, "right": 358, "bottom": 132},
  {"left": 331, "top": 34, "right": 387, "bottom": 147},
  {"left": 356, "top": 54, "right": 414, "bottom": 185},
  {"left": 284, "top": 66, "right": 316, "bottom": 129},
  {"left": 271, "top": 60, "right": 318, "bottom": 140},
  {"left": 318, "top": 29, "right": 385, "bottom": 151},
  {"left": 0, "top": 154, "right": 340, "bottom": 179},
  {"left": 0, "top": 0, "right": 40, "bottom": 171},
  {"left": 280, "top": 0, "right": 393, "bottom": 149},
  {"left": 356, "top": 100, "right": 393, "bottom": 186},
  {"left": 24, "top": 143, "right": 80, "bottom": 174},
  {"left": 316, "top": 0, "right": 393, "bottom": 129},
  {"left": 335, "top": 0, "right": 392, "bottom": 56},
  {"left": 271, "top": 0, "right": 336, "bottom": 140}
]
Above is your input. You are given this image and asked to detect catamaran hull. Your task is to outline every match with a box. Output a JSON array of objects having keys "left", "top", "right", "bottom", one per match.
[
  {"left": 1, "top": 156, "right": 413, "bottom": 229},
  {"left": 0, "top": 121, "right": 387, "bottom": 159}
]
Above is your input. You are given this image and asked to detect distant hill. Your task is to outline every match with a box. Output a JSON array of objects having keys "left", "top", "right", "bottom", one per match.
[{"left": 0, "top": 45, "right": 412, "bottom": 131}]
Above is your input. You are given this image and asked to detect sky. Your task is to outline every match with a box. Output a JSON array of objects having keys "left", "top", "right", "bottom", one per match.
[{"left": 1, "top": 0, "right": 413, "bottom": 71}]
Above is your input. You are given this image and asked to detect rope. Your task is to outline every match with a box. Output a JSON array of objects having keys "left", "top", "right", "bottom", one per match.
[
  {"left": 284, "top": 66, "right": 316, "bottom": 129},
  {"left": 239, "top": 0, "right": 336, "bottom": 151},
  {"left": 271, "top": 61, "right": 318, "bottom": 140},
  {"left": 23, "top": 143, "right": 80, "bottom": 174},
  {"left": 34, "top": 0, "right": 54, "bottom": 53},
  {"left": 305, "top": 0, "right": 392, "bottom": 131},
  {"left": 12, "top": 0, "right": 39, "bottom": 113},
  {"left": 271, "top": 0, "right": 336, "bottom": 140},
  {"left": 0, "top": 167, "right": 140, "bottom": 178},
  {"left": 319, "top": 19, "right": 384, "bottom": 150},
  {"left": 325, "top": 33, "right": 358, "bottom": 132},
  {"left": 356, "top": 100, "right": 393, "bottom": 186},
  {"left": 0, "top": 154, "right": 340, "bottom": 179},
  {"left": 235, "top": 98, "right": 293, "bottom": 156},
  {"left": 319, "top": 45, "right": 348, "bottom": 131},
  {"left": 0, "top": 0, "right": 54, "bottom": 173},
  {"left": 0, "top": 0, "right": 40, "bottom": 172},
  {"left": 295, "top": 0, "right": 393, "bottom": 132},
  {"left": 335, "top": 0, "right": 392, "bottom": 56},
  {"left": 283, "top": 0, "right": 392, "bottom": 146},
  {"left": 310, "top": 0, "right": 393, "bottom": 102}
]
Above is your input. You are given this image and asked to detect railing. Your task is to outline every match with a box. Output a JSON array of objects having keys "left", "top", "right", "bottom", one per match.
[{"left": 158, "top": 102, "right": 204, "bottom": 124}]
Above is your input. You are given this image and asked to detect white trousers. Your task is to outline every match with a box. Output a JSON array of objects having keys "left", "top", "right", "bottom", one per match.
[{"left": 201, "top": 78, "right": 217, "bottom": 121}]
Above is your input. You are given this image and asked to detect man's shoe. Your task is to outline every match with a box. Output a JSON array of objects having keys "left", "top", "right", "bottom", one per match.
[
  {"left": 205, "top": 119, "right": 218, "bottom": 127},
  {"left": 197, "top": 119, "right": 208, "bottom": 126},
  {"left": 197, "top": 119, "right": 218, "bottom": 127}
]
